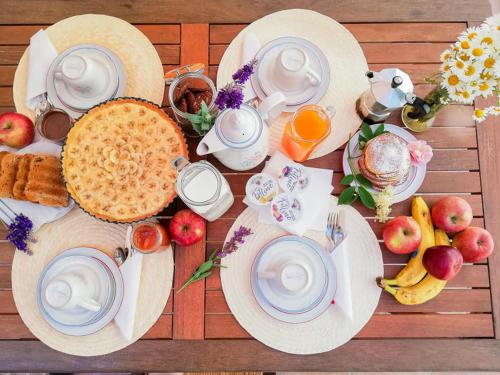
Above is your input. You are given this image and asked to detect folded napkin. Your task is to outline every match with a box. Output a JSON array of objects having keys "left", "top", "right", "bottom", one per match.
[
  {"left": 330, "top": 207, "right": 353, "bottom": 320},
  {"left": 26, "top": 30, "right": 58, "bottom": 110},
  {"left": 243, "top": 151, "right": 333, "bottom": 236},
  {"left": 115, "top": 251, "right": 144, "bottom": 341},
  {"left": 241, "top": 32, "right": 261, "bottom": 102}
]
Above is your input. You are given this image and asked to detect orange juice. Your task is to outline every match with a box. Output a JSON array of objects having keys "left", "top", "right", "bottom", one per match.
[{"left": 281, "top": 105, "right": 333, "bottom": 162}]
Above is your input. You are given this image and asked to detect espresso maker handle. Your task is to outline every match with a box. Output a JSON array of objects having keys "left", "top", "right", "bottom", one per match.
[{"left": 406, "top": 96, "right": 431, "bottom": 119}]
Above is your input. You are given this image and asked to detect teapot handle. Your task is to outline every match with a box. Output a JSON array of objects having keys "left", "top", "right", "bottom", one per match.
[{"left": 258, "top": 91, "right": 287, "bottom": 126}]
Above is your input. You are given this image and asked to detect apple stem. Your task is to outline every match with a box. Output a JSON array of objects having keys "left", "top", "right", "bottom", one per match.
[{"left": 2, "top": 121, "right": 11, "bottom": 130}]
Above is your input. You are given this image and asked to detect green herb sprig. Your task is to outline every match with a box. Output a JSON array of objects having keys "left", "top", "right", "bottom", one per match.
[
  {"left": 358, "top": 122, "right": 387, "bottom": 149},
  {"left": 177, "top": 249, "right": 223, "bottom": 293},
  {"left": 187, "top": 101, "right": 215, "bottom": 136}
]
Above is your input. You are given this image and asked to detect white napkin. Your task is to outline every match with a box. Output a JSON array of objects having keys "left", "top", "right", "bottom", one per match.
[
  {"left": 330, "top": 207, "right": 353, "bottom": 320},
  {"left": 242, "top": 32, "right": 261, "bottom": 102},
  {"left": 115, "top": 251, "right": 144, "bottom": 341},
  {"left": 26, "top": 30, "right": 58, "bottom": 110},
  {"left": 0, "top": 141, "right": 74, "bottom": 231},
  {"left": 243, "top": 151, "right": 333, "bottom": 236}
]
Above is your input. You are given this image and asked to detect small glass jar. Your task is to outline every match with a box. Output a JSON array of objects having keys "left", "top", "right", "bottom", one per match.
[
  {"left": 165, "top": 64, "right": 218, "bottom": 137},
  {"left": 173, "top": 156, "right": 234, "bottom": 222},
  {"left": 131, "top": 222, "right": 170, "bottom": 254}
]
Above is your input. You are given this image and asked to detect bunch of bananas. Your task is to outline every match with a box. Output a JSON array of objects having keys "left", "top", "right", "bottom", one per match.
[{"left": 377, "top": 197, "right": 451, "bottom": 305}]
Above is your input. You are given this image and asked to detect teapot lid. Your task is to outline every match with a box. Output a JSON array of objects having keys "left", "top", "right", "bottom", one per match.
[
  {"left": 215, "top": 104, "right": 263, "bottom": 149},
  {"left": 369, "top": 68, "right": 414, "bottom": 109}
]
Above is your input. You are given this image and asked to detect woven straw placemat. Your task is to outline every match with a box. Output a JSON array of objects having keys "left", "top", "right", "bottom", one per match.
[
  {"left": 220, "top": 197, "right": 382, "bottom": 354},
  {"left": 11, "top": 207, "right": 173, "bottom": 356},
  {"left": 217, "top": 9, "right": 369, "bottom": 159},
  {"left": 13, "top": 14, "right": 165, "bottom": 121}
]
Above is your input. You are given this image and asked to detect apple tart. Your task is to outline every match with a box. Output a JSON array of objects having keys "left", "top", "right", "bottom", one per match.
[{"left": 62, "top": 98, "right": 188, "bottom": 222}]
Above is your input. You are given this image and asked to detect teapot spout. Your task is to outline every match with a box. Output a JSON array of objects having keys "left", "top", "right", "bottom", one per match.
[{"left": 196, "top": 127, "right": 228, "bottom": 155}]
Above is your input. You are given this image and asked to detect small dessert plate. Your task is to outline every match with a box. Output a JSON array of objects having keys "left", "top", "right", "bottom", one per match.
[
  {"left": 37, "top": 247, "right": 124, "bottom": 336},
  {"left": 251, "top": 235, "right": 336, "bottom": 323},
  {"left": 342, "top": 123, "right": 426, "bottom": 203},
  {"left": 251, "top": 37, "right": 330, "bottom": 112}
]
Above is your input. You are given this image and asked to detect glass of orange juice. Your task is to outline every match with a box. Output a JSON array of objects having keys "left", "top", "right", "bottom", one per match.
[{"left": 281, "top": 105, "right": 335, "bottom": 162}]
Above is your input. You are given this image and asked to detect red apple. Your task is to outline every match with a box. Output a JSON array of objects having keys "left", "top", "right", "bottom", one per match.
[
  {"left": 423, "top": 245, "right": 463, "bottom": 280},
  {"left": 382, "top": 216, "right": 422, "bottom": 254},
  {"left": 169, "top": 209, "right": 205, "bottom": 246},
  {"left": 452, "top": 227, "right": 494, "bottom": 262},
  {"left": 0, "top": 112, "right": 35, "bottom": 148},
  {"left": 431, "top": 196, "right": 472, "bottom": 233}
]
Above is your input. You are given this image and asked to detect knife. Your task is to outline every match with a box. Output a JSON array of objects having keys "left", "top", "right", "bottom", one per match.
[{"left": 241, "top": 32, "right": 261, "bottom": 103}]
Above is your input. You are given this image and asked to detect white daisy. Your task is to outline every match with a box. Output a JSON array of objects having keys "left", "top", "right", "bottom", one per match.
[
  {"left": 457, "top": 60, "right": 482, "bottom": 82},
  {"left": 469, "top": 36, "right": 494, "bottom": 58},
  {"left": 440, "top": 49, "right": 453, "bottom": 62},
  {"left": 441, "top": 70, "right": 462, "bottom": 91},
  {"left": 477, "top": 78, "right": 497, "bottom": 97},
  {"left": 484, "top": 14, "right": 500, "bottom": 31},
  {"left": 473, "top": 108, "right": 488, "bottom": 122},
  {"left": 486, "top": 106, "right": 500, "bottom": 115},
  {"left": 460, "top": 26, "right": 481, "bottom": 41}
]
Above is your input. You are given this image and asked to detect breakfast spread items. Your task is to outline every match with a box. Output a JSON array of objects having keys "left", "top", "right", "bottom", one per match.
[
  {"left": 250, "top": 37, "right": 331, "bottom": 111},
  {"left": 168, "top": 209, "right": 206, "bottom": 246},
  {"left": 62, "top": 98, "right": 188, "bottom": 222},
  {"left": 278, "top": 164, "right": 309, "bottom": 194},
  {"left": 46, "top": 45, "right": 126, "bottom": 119},
  {"left": 196, "top": 92, "right": 286, "bottom": 171},
  {"left": 430, "top": 196, "right": 473, "bottom": 233},
  {"left": 0, "top": 152, "right": 69, "bottom": 207},
  {"left": 37, "top": 108, "right": 73, "bottom": 143},
  {"left": 358, "top": 132, "right": 411, "bottom": 189},
  {"left": 132, "top": 222, "right": 170, "bottom": 254},
  {"left": 245, "top": 173, "right": 279, "bottom": 206},
  {"left": 382, "top": 216, "right": 422, "bottom": 254},
  {"left": 270, "top": 193, "right": 304, "bottom": 226},
  {"left": 173, "top": 157, "right": 234, "bottom": 221},
  {"left": 165, "top": 64, "right": 216, "bottom": 137},
  {"left": 0, "top": 112, "right": 35, "bottom": 148},
  {"left": 281, "top": 104, "right": 335, "bottom": 162}
]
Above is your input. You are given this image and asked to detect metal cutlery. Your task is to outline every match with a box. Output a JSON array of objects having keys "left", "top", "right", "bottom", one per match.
[{"left": 326, "top": 210, "right": 347, "bottom": 253}]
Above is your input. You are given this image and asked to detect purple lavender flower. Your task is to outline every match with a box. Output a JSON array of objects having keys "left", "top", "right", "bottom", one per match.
[
  {"left": 216, "top": 225, "right": 253, "bottom": 258},
  {"left": 6, "top": 214, "right": 34, "bottom": 254},
  {"left": 215, "top": 83, "right": 245, "bottom": 110},
  {"left": 232, "top": 59, "right": 257, "bottom": 84}
]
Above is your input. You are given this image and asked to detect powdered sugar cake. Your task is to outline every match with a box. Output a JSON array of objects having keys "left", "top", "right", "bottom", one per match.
[{"left": 62, "top": 98, "right": 188, "bottom": 222}]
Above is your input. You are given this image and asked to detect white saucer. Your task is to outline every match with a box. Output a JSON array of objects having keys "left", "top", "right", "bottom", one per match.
[
  {"left": 250, "top": 37, "right": 330, "bottom": 112},
  {"left": 37, "top": 247, "right": 124, "bottom": 336},
  {"left": 342, "top": 123, "right": 426, "bottom": 203},
  {"left": 251, "top": 235, "right": 336, "bottom": 323}
]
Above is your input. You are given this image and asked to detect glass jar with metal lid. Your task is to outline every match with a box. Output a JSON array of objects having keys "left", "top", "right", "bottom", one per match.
[{"left": 165, "top": 63, "right": 218, "bottom": 137}]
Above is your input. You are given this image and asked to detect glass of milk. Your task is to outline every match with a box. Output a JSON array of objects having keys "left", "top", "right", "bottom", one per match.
[{"left": 173, "top": 156, "right": 234, "bottom": 221}]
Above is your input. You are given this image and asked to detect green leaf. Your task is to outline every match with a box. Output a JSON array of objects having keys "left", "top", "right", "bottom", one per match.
[
  {"left": 358, "top": 186, "right": 376, "bottom": 209},
  {"left": 358, "top": 134, "right": 368, "bottom": 143},
  {"left": 201, "top": 100, "right": 209, "bottom": 113},
  {"left": 338, "top": 186, "right": 357, "bottom": 205},
  {"left": 355, "top": 174, "right": 373, "bottom": 188},
  {"left": 196, "top": 260, "right": 214, "bottom": 274},
  {"left": 201, "top": 121, "right": 211, "bottom": 131},
  {"left": 187, "top": 114, "right": 202, "bottom": 124},
  {"left": 361, "top": 122, "right": 374, "bottom": 139},
  {"left": 340, "top": 174, "right": 354, "bottom": 185},
  {"left": 374, "top": 124, "right": 385, "bottom": 137}
]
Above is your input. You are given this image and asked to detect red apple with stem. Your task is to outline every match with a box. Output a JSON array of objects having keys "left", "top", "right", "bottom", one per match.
[
  {"left": 452, "top": 226, "right": 494, "bottom": 262},
  {"left": 0, "top": 112, "right": 35, "bottom": 148},
  {"left": 382, "top": 216, "right": 422, "bottom": 254},
  {"left": 169, "top": 209, "right": 206, "bottom": 246},
  {"left": 431, "top": 196, "right": 472, "bottom": 233}
]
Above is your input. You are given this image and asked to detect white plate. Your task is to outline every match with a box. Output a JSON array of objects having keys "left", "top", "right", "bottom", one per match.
[
  {"left": 251, "top": 235, "right": 336, "bottom": 324},
  {"left": 342, "top": 123, "right": 426, "bottom": 204},
  {"left": 0, "top": 141, "right": 74, "bottom": 231},
  {"left": 250, "top": 37, "right": 330, "bottom": 112},
  {"left": 37, "top": 247, "right": 124, "bottom": 336}
]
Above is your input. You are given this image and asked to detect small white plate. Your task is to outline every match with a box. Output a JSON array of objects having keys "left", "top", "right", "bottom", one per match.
[
  {"left": 37, "top": 247, "right": 124, "bottom": 336},
  {"left": 342, "top": 123, "right": 426, "bottom": 204},
  {"left": 251, "top": 235, "right": 336, "bottom": 324},
  {"left": 250, "top": 37, "right": 330, "bottom": 112}
]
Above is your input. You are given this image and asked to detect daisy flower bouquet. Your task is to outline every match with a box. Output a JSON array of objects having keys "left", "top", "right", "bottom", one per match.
[{"left": 404, "top": 14, "right": 499, "bottom": 128}]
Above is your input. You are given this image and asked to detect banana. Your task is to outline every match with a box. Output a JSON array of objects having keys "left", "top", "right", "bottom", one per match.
[
  {"left": 382, "top": 196, "right": 435, "bottom": 287},
  {"left": 377, "top": 229, "right": 450, "bottom": 305}
]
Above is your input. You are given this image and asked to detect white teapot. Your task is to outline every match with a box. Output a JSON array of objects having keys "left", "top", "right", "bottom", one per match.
[{"left": 196, "top": 92, "right": 286, "bottom": 171}]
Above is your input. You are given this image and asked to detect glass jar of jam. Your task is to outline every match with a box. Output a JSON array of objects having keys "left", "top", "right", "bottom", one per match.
[{"left": 131, "top": 222, "right": 170, "bottom": 254}]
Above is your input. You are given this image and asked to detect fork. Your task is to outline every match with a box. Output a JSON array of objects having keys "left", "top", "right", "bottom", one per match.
[{"left": 326, "top": 211, "right": 346, "bottom": 253}]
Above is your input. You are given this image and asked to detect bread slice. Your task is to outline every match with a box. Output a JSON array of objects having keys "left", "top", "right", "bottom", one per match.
[
  {"left": 0, "top": 153, "right": 19, "bottom": 198},
  {"left": 12, "top": 154, "right": 34, "bottom": 200},
  {"left": 24, "top": 155, "right": 69, "bottom": 207}
]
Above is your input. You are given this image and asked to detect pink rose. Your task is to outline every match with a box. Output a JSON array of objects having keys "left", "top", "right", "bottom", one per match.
[{"left": 409, "top": 140, "right": 433, "bottom": 166}]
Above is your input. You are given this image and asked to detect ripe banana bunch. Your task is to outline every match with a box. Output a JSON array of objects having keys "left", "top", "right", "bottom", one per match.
[{"left": 378, "top": 197, "right": 450, "bottom": 305}]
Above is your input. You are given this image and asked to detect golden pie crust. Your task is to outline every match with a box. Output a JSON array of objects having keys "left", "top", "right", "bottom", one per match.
[{"left": 62, "top": 98, "right": 188, "bottom": 222}]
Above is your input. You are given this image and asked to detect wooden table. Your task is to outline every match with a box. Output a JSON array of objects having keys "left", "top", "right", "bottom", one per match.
[{"left": 1, "top": 0, "right": 500, "bottom": 372}]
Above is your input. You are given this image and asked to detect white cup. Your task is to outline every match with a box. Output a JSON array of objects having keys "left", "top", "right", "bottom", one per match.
[
  {"left": 273, "top": 47, "right": 321, "bottom": 92},
  {"left": 54, "top": 53, "right": 107, "bottom": 97},
  {"left": 44, "top": 273, "right": 101, "bottom": 312},
  {"left": 259, "top": 261, "right": 312, "bottom": 295}
]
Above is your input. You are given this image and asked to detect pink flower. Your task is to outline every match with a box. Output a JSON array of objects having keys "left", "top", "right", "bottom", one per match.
[{"left": 409, "top": 140, "right": 433, "bottom": 166}]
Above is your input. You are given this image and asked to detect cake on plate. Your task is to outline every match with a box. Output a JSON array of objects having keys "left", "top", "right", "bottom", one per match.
[{"left": 62, "top": 98, "right": 188, "bottom": 222}]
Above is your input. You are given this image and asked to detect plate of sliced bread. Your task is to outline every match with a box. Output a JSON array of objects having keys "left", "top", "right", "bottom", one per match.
[{"left": 0, "top": 141, "right": 74, "bottom": 230}]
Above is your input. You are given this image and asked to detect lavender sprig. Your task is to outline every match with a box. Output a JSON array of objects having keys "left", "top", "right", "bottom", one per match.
[
  {"left": 178, "top": 225, "right": 253, "bottom": 292},
  {"left": 6, "top": 214, "right": 34, "bottom": 254},
  {"left": 215, "top": 60, "right": 257, "bottom": 111}
]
